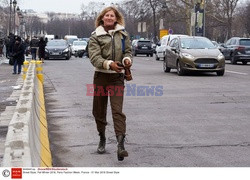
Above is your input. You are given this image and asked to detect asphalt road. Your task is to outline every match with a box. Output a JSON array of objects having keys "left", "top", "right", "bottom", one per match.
[{"left": 43, "top": 55, "right": 250, "bottom": 167}]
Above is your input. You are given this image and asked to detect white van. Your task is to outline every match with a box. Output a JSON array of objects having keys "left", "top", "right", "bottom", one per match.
[
  {"left": 64, "top": 35, "right": 78, "bottom": 45},
  {"left": 45, "top": 34, "right": 55, "bottom": 41},
  {"left": 155, "top": 34, "right": 188, "bottom": 60}
]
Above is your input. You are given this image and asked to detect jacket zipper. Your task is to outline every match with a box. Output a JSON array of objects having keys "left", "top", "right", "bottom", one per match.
[{"left": 111, "top": 34, "right": 115, "bottom": 61}]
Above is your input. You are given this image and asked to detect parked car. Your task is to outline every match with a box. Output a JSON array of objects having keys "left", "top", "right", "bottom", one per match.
[
  {"left": 163, "top": 36, "right": 225, "bottom": 76},
  {"left": 221, "top": 37, "right": 250, "bottom": 65},
  {"left": 212, "top": 41, "right": 223, "bottom": 52},
  {"left": 71, "top": 40, "right": 87, "bottom": 57},
  {"left": 132, "top": 39, "right": 154, "bottom": 57},
  {"left": 155, "top": 34, "right": 188, "bottom": 61},
  {"left": 45, "top": 39, "right": 71, "bottom": 60}
]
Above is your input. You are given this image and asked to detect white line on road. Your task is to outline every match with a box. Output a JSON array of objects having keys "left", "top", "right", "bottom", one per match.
[{"left": 226, "top": 70, "right": 248, "bottom": 75}]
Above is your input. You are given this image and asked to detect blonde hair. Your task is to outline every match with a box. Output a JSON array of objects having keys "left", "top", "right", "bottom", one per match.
[{"left": 95, "top": 6, "right": 125, "bottom": 28}]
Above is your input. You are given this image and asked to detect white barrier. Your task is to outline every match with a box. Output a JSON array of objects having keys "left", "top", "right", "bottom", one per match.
[{"left": 3, "top": 61, "right": 52, "bottom": 167}]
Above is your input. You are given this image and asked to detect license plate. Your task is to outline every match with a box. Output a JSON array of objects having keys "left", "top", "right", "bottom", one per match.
[
  {"left": 199, "top": 64, "right": 214, "bottom": 68},
  {"left": 141, "top": 47, "right": 148, "bottom": 49},
  {"left": 53, "top": 52, "right": 60, "bottom": 55}
]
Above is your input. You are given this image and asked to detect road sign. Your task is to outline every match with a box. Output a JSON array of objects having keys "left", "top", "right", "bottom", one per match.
[
  {"left": 168, "top": 29, "right": 173, "bottom": 34},
  {"left": 160, "top": 29, "right": 168, "bottom": 39}
]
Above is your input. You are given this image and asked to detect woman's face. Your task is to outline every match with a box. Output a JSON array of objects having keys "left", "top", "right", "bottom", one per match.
[{"left": 102, "top": 10, "right": 117, "bottom": 27}]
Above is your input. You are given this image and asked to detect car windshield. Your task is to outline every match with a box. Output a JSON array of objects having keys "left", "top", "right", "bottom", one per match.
[
  {"left": 73, "top": 41, "right": 87, "bottom": 46},
  {"left": 181, "top": 38, "right": 216, "bottom": 49},
  {"left": 239, "top": 39, "right": 250, "bottom": 46},
  {"left": 47, "top": 40, "right": 67, "bottom": 46}
]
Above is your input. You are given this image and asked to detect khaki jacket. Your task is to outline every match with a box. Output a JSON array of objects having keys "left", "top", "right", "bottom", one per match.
[{"left": 88, "top": 24, "right": 132, "bottom": 73}]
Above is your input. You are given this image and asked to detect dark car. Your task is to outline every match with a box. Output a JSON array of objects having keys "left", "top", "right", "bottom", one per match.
[
  {"left": 132, "top": 40, "right": 154, "bottom": 57},
  {"left": 163, "top": 36, "right": 225, "bottom": 76},
  {"left": 221, "top": 37, "right": 250, "bottom": 65},
  {"left": 45, "top": 39, "right": 71, "bottom": 60}
]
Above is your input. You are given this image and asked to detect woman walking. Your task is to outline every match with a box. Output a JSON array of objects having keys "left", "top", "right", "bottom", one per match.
[
  {"left": 88, "top": 6, "right": 132, "bottom": 161},
  {"left": 38, "top": 37, "right": 46, "bottom": 62},
  {"left": 12, "top": 36, "right": 25, "bottom": 74}
]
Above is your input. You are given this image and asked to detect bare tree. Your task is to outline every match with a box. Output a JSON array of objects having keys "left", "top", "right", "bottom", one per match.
[
  {"left": 244, "top": 1, "right": 250, "bottom": 35},
  {"left": 210, "top": 0, "right": 240, "bottom": 39}
]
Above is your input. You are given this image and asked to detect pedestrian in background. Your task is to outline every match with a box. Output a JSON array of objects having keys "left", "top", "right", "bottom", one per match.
[
  {"left": 38, "top": 37, "right": 46, "bottom": 63},
  {"left": 7, "top": 33, "right": 15, "bottom": 58},
  {"left": 24, "top": 36, "right": 30, "bottom": 56},
  {"left": 0, "top": 39, "right": 4, "bottom": 57},
  {"left": 30, "top": 36, "right": 39, "bottom": 60},
  {"left": 12, "top": 36, "right": 25, "bottom": 74},
  {"left": 88, "top": 6, "right": 132, "bottom": 161},
  {"left": 4, "top": 36, "right": 10, "bottom": 58}
]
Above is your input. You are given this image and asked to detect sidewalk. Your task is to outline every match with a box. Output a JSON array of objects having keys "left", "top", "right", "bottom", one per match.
[
  {"left": 0, "top": 55, "right": 9, "bottom": 65},
  {"left": 0, "top": 57, "right": 23, "bottom": 166}
]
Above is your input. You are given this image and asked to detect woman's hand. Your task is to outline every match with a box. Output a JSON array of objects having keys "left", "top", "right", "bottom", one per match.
[
  {"left": 124, "top": 59, "right": 132, "bottom": 68},
  {"left": 110, "top": 61, "right": 124, "bottom": 73}
]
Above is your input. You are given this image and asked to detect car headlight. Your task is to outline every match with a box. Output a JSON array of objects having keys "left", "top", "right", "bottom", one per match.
[
  {"left": 45, "top": 48, "right": 48, "bottom": 52},
  {"left": 63, "top": 48, "right": 69, "bottom": 52},
  {"left": 217, "top": 53, "right": 224, "bottom": 59},
  {"left": 181, "top": 53, "right": 194, "bottom": 59}
]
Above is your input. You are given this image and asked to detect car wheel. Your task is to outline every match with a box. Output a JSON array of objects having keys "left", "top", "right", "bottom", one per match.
[
  {"left": 150, "top": 54, "right": 153, "bottom": 57},
  {"left": 242, "top": 61, "right": 247, "bottom": 65},
  {"left": 163, "top": 59, "right": 171, "bottom": 73},
  {"left": 155, "top": 54, "right": 159, "bottom": 61},
  {"left": 217, "top": 69, "right": 225, "bottom": 76},
  {"left": 147, "top": 54, "right": 149, "bottom": 57},
  {"left": 177, "top": 60, "right": 185, "bottom": 76},
  {"left": 230, "top": 55, "right": 237, "bottom": 64}
]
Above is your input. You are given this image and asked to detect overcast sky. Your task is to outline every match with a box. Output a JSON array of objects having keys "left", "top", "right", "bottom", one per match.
[{"left": 19, "top": 0, "right": 121, "bottom": 14}]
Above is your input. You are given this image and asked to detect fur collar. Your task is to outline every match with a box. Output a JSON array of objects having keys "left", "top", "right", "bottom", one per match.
[{"left": 94, "top": 24, "right": 125, "bottom": 36}]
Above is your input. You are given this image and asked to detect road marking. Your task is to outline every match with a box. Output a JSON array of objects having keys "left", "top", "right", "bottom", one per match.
[{"left": 226, "top": 70, "right": 248, "bottom": 75}]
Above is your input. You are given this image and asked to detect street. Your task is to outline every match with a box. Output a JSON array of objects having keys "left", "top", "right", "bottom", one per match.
[{"left": 43, "top": 55, "right": 250, "bottom": 167}]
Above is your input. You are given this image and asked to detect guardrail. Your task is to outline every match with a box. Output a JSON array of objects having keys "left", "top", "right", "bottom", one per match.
[{"left": 2, "top": 60, "right": 52, "bottom": 167}]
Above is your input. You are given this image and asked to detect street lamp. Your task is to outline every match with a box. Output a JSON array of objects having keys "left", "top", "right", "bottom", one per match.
[
  {"left": 16, "top": 6, "right": 21, "bottom": 36},
  {"left": 9, "top": 0, "right": 13, "bottom": 35},
  {"left": 12, "top": 0, "right": 17, "bottom": 35}
]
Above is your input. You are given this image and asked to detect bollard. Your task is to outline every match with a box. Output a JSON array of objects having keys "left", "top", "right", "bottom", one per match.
[
  {"left": 35, "top": 61, "right": 44, "bottom": 83},
  {"left": 22, "top": 61, "right": 30, "bottom": 80}
]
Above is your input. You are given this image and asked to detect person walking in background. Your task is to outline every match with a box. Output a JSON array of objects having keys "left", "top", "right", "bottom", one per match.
[
  {"left": 30, "top": 36, "right": 39, "bottom": 60},
  {"left": 38, "top": 37, "right": 47, "bottom": 63},
  {"left": 4, "top": 36, "right": 10, "bottom": 58},
  {"left": 7, "top": 33, "right": 15, "bottom": 58},
  {"left": 88, "top": 6, "right": 132, "bottom": 161},
  {"left": 12, "top": 36, "right": 25, "bottom": 74},
  {"left": 24, "top": 36, "right": 30, "bottom": 56},
  {"left": 0, "top": 39, "right": 4, "bottom": 57}
]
